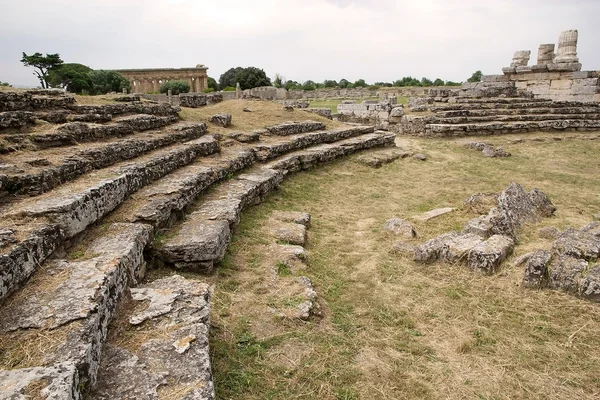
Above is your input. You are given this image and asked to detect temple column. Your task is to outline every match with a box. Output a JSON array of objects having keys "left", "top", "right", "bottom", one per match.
[
  {"left": 554, "top": 30, "right": 579, "bottom": 63},
  {"left": 537, "top": 44, "right": 555, "bottom": 65},
  {"left": 510, "top": 50, "right": 531, "bottom": 67},
  {"left": 152, "top": 80, "right": 159, "bottom": 93}
]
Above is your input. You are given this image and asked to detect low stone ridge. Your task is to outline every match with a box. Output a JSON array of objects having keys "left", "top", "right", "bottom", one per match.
[
  {"left": 209, "top": 113, "right": 231, "bottom": 127},
  {"left": 465, "top": 142, "right": 511, "bottom": 158},
  {"left": 523, "top": 222, "right": 600, "bottom": 301},
  {"left": 413, "top": 183, "right": 554, "bottom": 274},
  {"left": 0, "top": 223, "right": 152, "bottom": 397},
  {"left": 265, "top": 120, "right": 326, "bottom": 136},
  {"left": 356, "top": 148, "right": 409, "bottom": 168},
  {"left": 268, "top": 211, "right": 320, "bottom": 320},
  {"left": 0, "top": 363, "right": 80, "bottom": 400},
  {"left": 93, "top": 275, "right": 214, "bottom": 400},
  {"left": 384, "top": 218, "right": 417, "bottom": 238},
  {"left": 304, "top": 108, "right": 333, "bottom": 119},
  {"left": 179, "top": 92, "right": 223, "bottom": 108}
]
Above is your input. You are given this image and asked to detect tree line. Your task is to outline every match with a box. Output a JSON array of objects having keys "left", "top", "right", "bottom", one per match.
[{"left": 214, "top": 67, "right": 479, "bottom": 92}]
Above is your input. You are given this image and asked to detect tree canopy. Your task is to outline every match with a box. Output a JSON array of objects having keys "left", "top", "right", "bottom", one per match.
[
  {"left": 87, "top": 70, "right": 130, "bottom": 95},
  {"left": 219, "top": 67, "right": 272, "bottom": 90},
  {"left": 21, "top": 52, "right": 63, "bottom": 88},
  {"left": 48, "top": 63, "right": 93, "bottom": 93},
  {"left": 160, "top": 80, "right": 190, "bottom": 95},
  {"left": 467, "top": 70, "right": 483, "bottom": 82}
]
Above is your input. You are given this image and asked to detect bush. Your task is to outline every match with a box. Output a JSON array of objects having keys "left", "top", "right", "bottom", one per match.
[
  {"left": 160, "top": 80, "right": 190, "bottom": 95},
  {"left": 207, "top": 76, "right": 219, "bottom": 91},
  {"left": 203, "top": 87, "right": 215, "bottom": 93},
  {"left": 467, "top": 70, "right": 482, "bottom": 83},
  {"left": 223, "top": 86, "right": 236, "bottom": 91},
  {"left": 48, "top": 63, "right": 93, "bottom": 94},
  {"left": 0, "top": 81, "right": 11, "bottom": 87}
]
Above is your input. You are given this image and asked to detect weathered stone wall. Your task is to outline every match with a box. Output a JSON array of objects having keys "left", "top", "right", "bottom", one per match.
[{"left": 491, "top": 71, "right": 600, "bottom": 102}]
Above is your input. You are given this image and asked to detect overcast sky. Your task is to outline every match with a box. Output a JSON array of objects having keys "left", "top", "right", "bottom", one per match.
[{"left": 1, "top": 0, "right": 598, "bottom": 87}]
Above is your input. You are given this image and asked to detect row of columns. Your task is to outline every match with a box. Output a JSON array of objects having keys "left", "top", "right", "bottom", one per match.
[{"left": 129, "top": 75, "right": 207, "bottom": 93}]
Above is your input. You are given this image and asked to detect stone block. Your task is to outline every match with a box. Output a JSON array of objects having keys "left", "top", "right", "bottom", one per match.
[
  {"left": 467, "top": 234, "right": 515, "bottom": 274},
  {"left": 515, "top": 66, "right": 532, "bottom": 73},
  {"left": 515, "top": 81, "right": 528, "bottom": 90},
  {"left": 502, "top": 67, "right": 516, "bottom": 75},
  {"left": 531, "top": 65, "right": 549, "bottom": 72},
  {"left": 547, "top": 63, "right": 582, "bottom": 72},
  {"left": 573, "top": 71, "right": 592, "bottom": 79},
  {"left": 550, "top": 79, "right": 573, "bottom": 89}
]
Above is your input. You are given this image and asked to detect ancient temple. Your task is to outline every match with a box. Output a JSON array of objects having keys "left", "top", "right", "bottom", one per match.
[{"left": 115, "top": 64, "right": 209, "bottom": 93}]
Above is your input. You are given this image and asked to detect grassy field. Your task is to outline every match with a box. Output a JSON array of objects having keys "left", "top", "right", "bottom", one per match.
[{"left": 206, "top": 132, "right": 600, "bottom": 399}]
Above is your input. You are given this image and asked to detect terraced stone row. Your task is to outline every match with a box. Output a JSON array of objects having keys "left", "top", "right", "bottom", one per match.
[
  {"left": 399, "top": 96, "right": 600, "bottom": 137},
  {"left": 0, "top": 122, "right": 207, "bottom": 197},
  {"left": 0, "top": 115, "right": 393, "bottom": 398}
]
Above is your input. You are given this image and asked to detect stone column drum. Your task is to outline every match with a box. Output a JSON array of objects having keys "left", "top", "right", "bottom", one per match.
[
  {"left": 554, "top": 30, "right": 579, "bottom": 63},
  {"left": 510, "top": 50, "right": 531, "bottom": 67},
  {"left": 537, "top": 44, "right": 555, "bottom": 65}
]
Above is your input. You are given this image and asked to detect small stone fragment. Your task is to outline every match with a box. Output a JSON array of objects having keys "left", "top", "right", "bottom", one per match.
[
  {"left": 209, "top": 113, "right": 232, "bottom": 127},
  {"left": 413, "top": 153, "right": 427, "bottom": 161},
  {"left": 522, "top": 250, "right": 552, "bottom": 288},
  {"left": 271, "top": 222, "right": 307, "bottom": 246},
  {"left": 538, "top": 226, "right": 560, "bottom": 239},
  {"left": 512, "top": 252, "right": 534, "bottom": 267},
  {"left": 383, "top": 218, "right": 417, "bottom": 238},
  {"left": 271, "top": 211, "right": 311, "bottom": 227},
  {"left": 391, "top": 241, "right": 416, "bottom": 255},
  {"left": 173, "top": 334, "right": 196, "bottom": 354},
  {"left": 579, "top": 265, "right": 600, "bottom": 300},
  {"left": 415, "top": 207, "right": 455, "bottom": 221},
  {"left": 467, "top": 234, "right": 515, "bottom": 274}
]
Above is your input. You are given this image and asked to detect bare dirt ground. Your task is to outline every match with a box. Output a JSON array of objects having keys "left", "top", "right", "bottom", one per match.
[{"left": 203, "top": 131, "right": 600, "bottom": 399}]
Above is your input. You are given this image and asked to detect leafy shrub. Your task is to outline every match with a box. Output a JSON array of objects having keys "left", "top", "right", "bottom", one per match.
[
  {"left": 88, "top": 70, "right": 130, "bottom": 95},
  {"left": 223, "top": 86, "right": 236, "bottom": 91},
  {"left": 160, "top": 80, "right": 190, "bottom": 95}
]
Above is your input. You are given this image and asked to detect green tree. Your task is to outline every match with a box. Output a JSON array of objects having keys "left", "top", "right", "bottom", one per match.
[
  {"left": 467, "top": 70, "right": 483, "bottom": 82},
  {"left": 219, "top": 67, "right": 243, "bottom": 89},
  {"left": 0, "top": 81, "right": 11, "bottom": 87},
  {"left": 301, "top": 80, "right": 316, "bottom": 91},
  {"left": 445, "top": 81, "right": 461, "bottom": 86},
  {"left": 47, "top": 63, "right": 93, "bottom": 93},
  {"left": 234, "top": 67, "right": 272, "bottom": 90},
  {"left": 323, "top": 79, "right": 338, "bottom": 88},
  {"left": 21, "top": 52, "right": 64, "bottom": 88},
  {"left": 160, "top": 80, "right": 190, "bottom": 95},
  {"left": 283, "top": 80, "right": 299, "bottom": 90},
  {"left": 339, "top": 78, "right": 350, "bottom": 89},
  {"left": 207, "top": 76, "right": 219, "bottom": 91},
  {"left": 88, "top": 70, "right": 130, "bottom": 95},
  {"left": 374, "top": 81, "right": 393, "bottom": 87},
  {"left": 273, "top": 73, "right": 285, "bottom": 88},
  {"left": 421, "top": 77, "right": 433, "bottom": 86},
  {"left": 433, "top": 78, "right": 445, "bottom": 86},
  {"left": 353, "top": 78, "right": 367, "bottom": 88}
]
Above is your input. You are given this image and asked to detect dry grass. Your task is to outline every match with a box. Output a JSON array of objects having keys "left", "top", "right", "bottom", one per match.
[
  {"left": 180, "top": 99, "right": 341, "bottom": 135},
  {"left": 209, "top": 131, "right": 600, "bottom": 399}
]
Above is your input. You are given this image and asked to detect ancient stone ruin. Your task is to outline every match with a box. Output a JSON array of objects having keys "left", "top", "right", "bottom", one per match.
[
  {"left": 0, "top": 89, "right": 395, "bottom": 399},
  {"left": 116, "top": 64, "right": 209, "bottom": 93}
]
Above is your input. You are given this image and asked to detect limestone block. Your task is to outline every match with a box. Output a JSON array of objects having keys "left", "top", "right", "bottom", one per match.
[
  {"left": 550, "top": 79, "right": 573, "bottom": 89},
  {"left": 531, "top": 65, "right": 549, "bottom": 72},
  {"left": 580, "top": 266, "right": 600, "bottom": 300},
  {"left": 467, "top": 234, "right": 515, "bottom": 274},
  {"left": 573, "top": 71, "right": 592, "bottom": 79},
  {"left": 515, "top": 66, "right": 533, "bottom": 73},
  {"left": 414, "top": 207, "right": 454, "bottom": 221},
  {"left": 522, "top": 249, "right": 552, "bottom": 288},
  {"left": 502, "top": 67, "right": 516, "bottom": 75},
  {"left": 383, "top": 218, "right": 417, "bottom": 238},
  {"left": 547, "top": 63, "right": 582, "bottom": 72},
  {"left": 515, "top": 81, "right": 528, "bottom": 90}
]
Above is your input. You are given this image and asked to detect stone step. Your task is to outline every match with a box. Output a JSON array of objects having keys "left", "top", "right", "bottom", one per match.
[
  {"left": 0, "top": 122, "right": 207, "bottom": 197},
  {"left": 0, "top": 222, "right": 152, "bottom": 399},
  {"left": 265, "top": 120, "right": 326, "bottom": 136},
  {"left": 431, "top": 113, "right": 600, "bottom": 124},
  {"left": 24, "top": 115, "right": 180, "bottom": 149},
  {"left": 265, "top": 131, "right": 396, "bottom": 174},
  {"left": 151, "top": 131, "right": 395, "bottom": 272},
  {"left": 436, "top": 107, "right": 600, "bottom": 118},
  {"left": 0, "top": 90, "right": 75, "bottom": 112},
  {"left": 431, "top": 101, "right": 600, "bottom": 112},
  {"left": 68, "top": 102, "right": 180, "bottom": 117},
  {"left": 424, "top": 120, "right": 600, "bottom": 137},
  {"left": 108, "top": 125, "right": 375, "bottom": 230},
  {"left": 0, "top": 111, "right": 37, "bottom": 130},
  {"left": 150, "top": 168, "right": 283, "bottom": 272},
  {"left": 92, "top": 275, "right": 214, "bottom": 400},
  {"left": 254, "top": 125, "right": 374, "bottom": 161},
  {"left": 447, "top": 97, "right": 552, "bottom": 104},
  {"left": 0, "top": 136, "right": 219, "bottom": 303}
]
